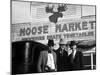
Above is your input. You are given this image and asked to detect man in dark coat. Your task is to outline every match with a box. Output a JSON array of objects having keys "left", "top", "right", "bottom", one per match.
[
  {"left": 56, "top": 39, "right": 71, "bottom": 71},
  {"left": 70, "top": 41, "right": 84, "bottom": 70}
]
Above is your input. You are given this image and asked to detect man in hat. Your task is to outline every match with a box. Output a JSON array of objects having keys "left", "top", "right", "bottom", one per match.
[
  {"left": 65, "top": 42, "right": 73, "bottom": 71},
  {"left": 56, "top": 39, "right": 70, "bottom": 71},
  {"left": 70, "top": 41, "right": 84, "bottom": 70},
  {"left": 37, "top": 39, "right": 57, "bottom": 72}
]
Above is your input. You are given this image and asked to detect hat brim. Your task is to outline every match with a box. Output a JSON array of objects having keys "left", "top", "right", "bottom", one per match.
[
  {"left": 59, "top": 43, "right": 66, "bottom": 45},
  {"left": 70, "top": 43, "right": 78, "bottom": 46},
  {"left": 48, "top": 44, "right": 54, "bottom": 46}
]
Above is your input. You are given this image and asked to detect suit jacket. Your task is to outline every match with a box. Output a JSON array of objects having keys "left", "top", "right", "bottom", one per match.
[
  {"left": 56, "top": 48, "right": 72, "bottom": 71},
  {"left": 71, "top": 51, "right": 84, "bottom": 70},
  {"left": 37, "top": 50, "right": 57, "bottom": 72}
]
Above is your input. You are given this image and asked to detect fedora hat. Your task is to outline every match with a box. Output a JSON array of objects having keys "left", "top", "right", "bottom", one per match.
[
  {"left": 59, "top": 39, "right": 66, "bottom": 45},
  {"left": 47, "top": 39, "right": 54, "bottom": 46},
  {"left": 66, "top": 41, "right": 70, "bottom": 46},
  {"left": 70, "top": 40, "right": 78, "bottom": 46}
]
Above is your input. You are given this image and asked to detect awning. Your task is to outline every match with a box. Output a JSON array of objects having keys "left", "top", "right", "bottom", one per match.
[
  {"left": 78, "top": 40, "right": 96, "bottom": 46},
  {"left": 83, "top": 47, "right": 96, "bottom": 54}
]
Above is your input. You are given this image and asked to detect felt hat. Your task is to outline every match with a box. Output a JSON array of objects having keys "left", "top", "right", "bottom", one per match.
[
  {"left": 66, "top": 41, "right": 70, "bottom": 46},
  {"left": 70, "top": 40, "right": 78, "bottom": 46},
  {"left": 59, "top": 39, "right": 66, "bottom": 45},
  {"left": 47, "top": 39, "right": 54, "bottom": 46}
]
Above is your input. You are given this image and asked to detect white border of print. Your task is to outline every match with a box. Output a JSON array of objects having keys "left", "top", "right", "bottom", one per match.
[{"left": 0, "top": 0, "right": 100, "bottom": 75}]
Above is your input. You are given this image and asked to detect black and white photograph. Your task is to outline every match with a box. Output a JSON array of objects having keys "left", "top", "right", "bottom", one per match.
[{"left": 11, "top": 0, "right": 96, "bottom": 75}]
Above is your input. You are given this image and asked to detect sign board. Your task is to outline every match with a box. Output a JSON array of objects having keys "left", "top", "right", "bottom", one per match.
[{"left": 11, "top": 16, "right": 96, "bottom": 44}]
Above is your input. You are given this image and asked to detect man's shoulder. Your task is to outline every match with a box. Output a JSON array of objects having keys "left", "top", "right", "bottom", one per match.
[
  {"left": 76, "top": 51, "right": 83, "bottom": 55},
  {"left": 77, "top": 50, "right": 82, "bottom": 53},
  {"left": 56, "top": 48, "right": 61, "bottom": 52},
  {"left": 52, "top": 50, "right": 56, "bottom": 54},
  {"left": 40, "top": 50, "right": 48, "bottom": 54}
]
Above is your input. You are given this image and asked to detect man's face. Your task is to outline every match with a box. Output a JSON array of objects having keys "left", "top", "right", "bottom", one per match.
[
  {"left": 72, "top": 45, "right": 77, "bottom": 51},
  {"left": 60, "top": 44, "right": 66, "bottom": 50},
  {"left": 49, "top": 45, "right": 54, "bottom": 51},
  {"left": 66, "top": 45, "right": 72, "bottom": 54},
  {"left": 66, "top": 45, "right": 71, "bottom": 51}
]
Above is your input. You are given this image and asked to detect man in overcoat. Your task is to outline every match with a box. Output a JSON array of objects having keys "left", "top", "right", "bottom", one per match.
[
  {"left": 37, "top": 39, "right": 57, "bottom": 72},
  {"left": 70, "top": 41, "right": 84, "bottom": 70}
]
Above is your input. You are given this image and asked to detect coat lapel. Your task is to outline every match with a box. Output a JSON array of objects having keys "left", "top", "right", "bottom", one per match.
[
  {"left": 45, "top": 51, "right": 48, "bottom": 65},
  {"left": 52, "top": 51, "right": 56, "bottom": 65},
  {"left": 73, "top": 51, "right": 78, "bottom": 61}
]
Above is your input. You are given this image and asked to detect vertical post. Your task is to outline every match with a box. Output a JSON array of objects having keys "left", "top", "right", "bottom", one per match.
[
  {"left": 81, "top": 5, "right": 82, "bottom": 18},
  {"left": 91, "top": 53, "right": 94, "bottom": 70},
  {"left": 30, "top": 2, "right": 32, "bottom": 14},
  {"left": 24, "top": 42, "right": 30, "bottom": 72},
  {"left": 25, "top": 42, "right": 30, "bottom": 63}
]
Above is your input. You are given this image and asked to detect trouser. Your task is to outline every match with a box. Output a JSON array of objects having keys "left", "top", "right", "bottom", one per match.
[
  {"left": 44, "top": 66, "right": 56, "bottom": 72},
  {"left": 45, "top": 69, "right": 56, "bottom": 72}
]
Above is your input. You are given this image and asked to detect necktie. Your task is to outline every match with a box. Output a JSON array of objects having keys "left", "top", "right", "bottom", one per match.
[
  {"left": 60, "top": 50, "right": 64, "bottom": 55},
  {"left": 48, "top": 50, "right": 52, "bottom": 53},
  {"left": 71, "top": 51, "right": 74, "bottom": 63}
]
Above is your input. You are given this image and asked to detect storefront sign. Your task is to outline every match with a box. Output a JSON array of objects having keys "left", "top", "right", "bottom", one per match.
[{"left": 11, "top": 17, "right": 96, "bottom": 43}]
